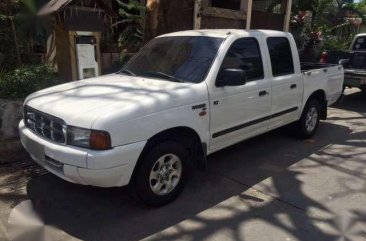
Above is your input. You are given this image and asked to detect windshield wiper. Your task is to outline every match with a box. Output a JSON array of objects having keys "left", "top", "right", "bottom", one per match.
[
  {"left": 119, "top": 69, "right": 136, "bottom": 76},
  {"left": 141, "top": 71, "right": 184, "bottom": 83}
]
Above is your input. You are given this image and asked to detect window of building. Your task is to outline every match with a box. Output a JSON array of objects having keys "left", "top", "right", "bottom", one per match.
[
  {"left": 253, "top": 0, "right": 284, "bottom": 14},
  {"left": 211, "top": 0, "right": 241, "bottom": 10}
]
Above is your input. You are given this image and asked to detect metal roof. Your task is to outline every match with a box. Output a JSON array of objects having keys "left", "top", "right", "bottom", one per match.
[
  {"left": 37, "top": 0, "right": 72, "bottom": 16},
  {"left": 159, "top": 29, "right": 288, "bottom": 38}
]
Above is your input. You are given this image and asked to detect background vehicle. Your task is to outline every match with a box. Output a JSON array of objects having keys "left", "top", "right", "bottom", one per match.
[
  {"left": 19, "top": 30, "right": 344, "bottom": 206},
  {"left": 321, "top": 33, "right": 366, "bottom": 93},
  {"left": 319, "top": 50, "right": 350, "bottom": 65},
  {"left": 339, "top": 34, "right": 366, "bottom": 93}
]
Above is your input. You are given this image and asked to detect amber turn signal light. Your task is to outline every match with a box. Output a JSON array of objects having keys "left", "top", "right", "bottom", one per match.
[{"left": 90, "top": 130, "right": 112, "bottom": 150}]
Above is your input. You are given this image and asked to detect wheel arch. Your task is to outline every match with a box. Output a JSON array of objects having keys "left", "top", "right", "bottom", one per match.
[
  {"left": 132, "top": 126, "right": 207, "bottom": 180},
  {"left": 305, "top": 89, "right": 327, "bottom": 120}
]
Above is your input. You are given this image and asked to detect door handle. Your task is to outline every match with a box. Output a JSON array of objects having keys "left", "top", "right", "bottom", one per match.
[
  {"left": 290, "top": 84, "right": 297, "bottom": 89},
  {"left": 259, "top": 90, "right": 268, "bottom": 97}
]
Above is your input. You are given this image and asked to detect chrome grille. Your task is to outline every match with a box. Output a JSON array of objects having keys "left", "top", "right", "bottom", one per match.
[{"left": 24, "top": 106, "right": 67, "bottom": 144}]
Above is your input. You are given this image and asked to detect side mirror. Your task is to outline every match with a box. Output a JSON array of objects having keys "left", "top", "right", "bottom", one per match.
[
  {"left": 216, "top": 69, "right": 246, "bottom": 87},
  {"left": 339, "top": 59, "right": 350, "bottom": 67}
]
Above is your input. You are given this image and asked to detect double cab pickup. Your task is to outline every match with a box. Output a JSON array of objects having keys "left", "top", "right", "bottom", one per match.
[{"left": 20, "top": 30, "right": 344, "bottom": 206}]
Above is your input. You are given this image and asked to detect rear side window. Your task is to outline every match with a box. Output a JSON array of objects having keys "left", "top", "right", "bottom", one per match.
[
  {"left": 267, "top": 37, "right": 294, "bottom": 76},
  {"left": 218, "top": 37, "right": 264, "bottom": 82},
  {"left": 353, "top": 36, "right": 366, "bottom": 50}
]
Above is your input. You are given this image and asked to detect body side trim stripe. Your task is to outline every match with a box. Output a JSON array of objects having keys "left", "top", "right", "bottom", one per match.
[
  {"left": 271, "top": 107, "right": 298, "bottom": 118},
  {"left": 212, "top": 106, "right": 299, "bottom": 138}
]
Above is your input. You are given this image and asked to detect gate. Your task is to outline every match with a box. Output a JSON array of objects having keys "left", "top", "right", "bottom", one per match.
[{"left": 251, "top": 0, "right": 286, "bottom": 30}]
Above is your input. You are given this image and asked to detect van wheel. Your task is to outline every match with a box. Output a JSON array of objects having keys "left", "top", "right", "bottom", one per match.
[
  {"left": 134, "top": 141, "right": 188, "bottom": 207},
  {"left": 296, "top": 99, "right": 321, "bottom": 139}
]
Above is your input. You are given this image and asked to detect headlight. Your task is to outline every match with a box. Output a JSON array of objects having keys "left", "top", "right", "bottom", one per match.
[{"left": 67, "top": 126, "right": 111, "bottom": 150}]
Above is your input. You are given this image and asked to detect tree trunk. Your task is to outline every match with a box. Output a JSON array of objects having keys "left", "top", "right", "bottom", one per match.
[
  {"left": 5, "top": 0, "right": 22, "bottom": 67},
  {"left": 9, "top": 17, "right": 22, "bottom": 67},
  {"left": 144, "top": 0, "right": 160, "bottom": 42}
]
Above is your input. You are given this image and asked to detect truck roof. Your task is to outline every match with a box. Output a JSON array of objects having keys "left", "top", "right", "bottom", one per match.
[
  {"left": 159, "top": 29, "right": 289, "bottom": 38},
  {"left": 355, "top": 33, "right": 366, "bottom": 37}
]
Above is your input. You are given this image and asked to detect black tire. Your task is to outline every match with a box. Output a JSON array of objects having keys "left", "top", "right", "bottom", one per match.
[
  {"left": 133, "top": 141, "right": 189, "bottom": 207},
  {"left": 360, "top": 86, "right": 366, "bottom": 94},
  {"left": 296, "top": 99, "right": 321, "bottom": 139}
]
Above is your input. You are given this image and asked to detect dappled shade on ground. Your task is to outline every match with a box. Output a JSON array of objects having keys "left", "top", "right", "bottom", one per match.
[{"left": 0, "top": 89, "right": 365, "bottom": 241}]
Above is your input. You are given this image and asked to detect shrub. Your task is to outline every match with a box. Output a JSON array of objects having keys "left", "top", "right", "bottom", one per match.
[
  {"left": 0, "top": 64, "right": 60, "bottom": 99},
  {"left": 323, "top": 35, "right": 353, "bottom": 51}
]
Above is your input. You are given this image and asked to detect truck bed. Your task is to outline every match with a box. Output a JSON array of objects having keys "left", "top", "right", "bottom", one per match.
[
  {"left": 301, "top": 62, "right": 339, "bottom": 72},
  {"left": 301, "top": 62, "right": 344, "bottom": 106}
]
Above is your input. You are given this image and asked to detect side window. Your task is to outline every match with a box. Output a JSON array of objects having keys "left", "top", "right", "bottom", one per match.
[
  {"left": 353, "top": 37, "right": 366, "bottom": 50},
  {"left": 217, "top": 38, "right": 264, "bottom": 84},
  {"left": 267, "top": 37, "right": 294, "bottom": 77}
]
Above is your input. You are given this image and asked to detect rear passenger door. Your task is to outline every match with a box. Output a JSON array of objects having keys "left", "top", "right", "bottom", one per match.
[
  {"left": 266, "top": 37, "right": 303, "bottom": 129},
  {"left": 209, "top": 37, "right": 272, "bottom": 151}
]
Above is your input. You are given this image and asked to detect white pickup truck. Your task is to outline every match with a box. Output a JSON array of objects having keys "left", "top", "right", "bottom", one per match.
[{"left": 20, "top": 30, "right": 344, "bottom": 206}]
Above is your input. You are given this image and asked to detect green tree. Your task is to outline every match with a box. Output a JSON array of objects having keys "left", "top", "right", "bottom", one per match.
[
  {"left": 115, "top": 0, "right": 145, "bottom": 53},
  {"left": 0, "top": 0, "right": 23, "bottom": 66},
  {"left": 0, "top": 0, "right": 49, "bottom": 69}
]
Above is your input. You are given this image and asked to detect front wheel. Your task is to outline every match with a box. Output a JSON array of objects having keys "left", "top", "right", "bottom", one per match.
[
  {"left": 133, "top": 141, "right": 188, "bottom": 207},
  {"left": 296, "top": 99, "right": 321, "bottom": 139}
]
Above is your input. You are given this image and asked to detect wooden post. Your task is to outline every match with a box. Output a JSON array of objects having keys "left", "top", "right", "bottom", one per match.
[
  {"left": 283, "top": 0, "right": 292, "bottom": 32},
  {"left": 194, "top": 0, "right": 202, "bottom": 29},
  {"left": 68, "top": 31, "right": 78, "bottom": 80},
  {"left": 241, "top": 0, "right": 253, "bottom": 30}
]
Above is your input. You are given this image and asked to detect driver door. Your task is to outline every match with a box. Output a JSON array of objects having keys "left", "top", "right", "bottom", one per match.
[{"left": 209, "top": 37, "right": 272, "bottom": 151}]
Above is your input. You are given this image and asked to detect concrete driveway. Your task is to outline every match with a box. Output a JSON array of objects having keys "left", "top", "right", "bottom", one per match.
[{"left": 0, "top": 89, "right": 365, "bottom": 241}]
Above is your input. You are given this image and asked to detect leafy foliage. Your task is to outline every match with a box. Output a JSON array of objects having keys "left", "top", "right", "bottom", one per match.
[
  {"left": 0, "top": 64, "right": 60, "bottom": 99},
  {"left": 321, "top": 21, "right": 358, "bottom": 51},
  {"left": 323, "top": 35, "right": 353, "bottom": 50},
  {"left": 291, "top": 0, "right": 366, "bottom": 59},
  {"left": 0, "top": 0, "right": 50, "bottom": 70},
  {"left": 115, "top": 0, "right": 145, "bottom": 53}
]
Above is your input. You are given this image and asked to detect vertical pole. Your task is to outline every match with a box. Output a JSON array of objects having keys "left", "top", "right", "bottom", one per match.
[
  {"left": 283, "top": 0, "right": 292, "bottom": 32},
  {"left": 194, "top": 0, "right": 202, "bottom": 30},
  {"left": 242, "top": 0, "right": 253, "bottom": 30},
  {"left": 10, "top": 17, "right": 22, "bottom": 67},
  {"left": 6, "top": 0, "right": 22, "bottom": 66}
]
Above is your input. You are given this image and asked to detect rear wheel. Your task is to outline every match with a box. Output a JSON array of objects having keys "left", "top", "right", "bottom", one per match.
[
  {"left": 296, "top": 99, "right": 321, "bottom": 139},
  {"left": 133, "top": 141, "right": 188, "bottom": 207}
]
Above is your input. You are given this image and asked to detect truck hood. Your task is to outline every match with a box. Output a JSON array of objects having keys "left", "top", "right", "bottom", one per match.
[{"left": 25, "top": 74, "right": 208, "bottom": 128}]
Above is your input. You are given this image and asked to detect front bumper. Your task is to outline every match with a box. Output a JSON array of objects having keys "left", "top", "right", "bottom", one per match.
[{"left": 19, "top": 120, "right": 146, "bottom": 187}]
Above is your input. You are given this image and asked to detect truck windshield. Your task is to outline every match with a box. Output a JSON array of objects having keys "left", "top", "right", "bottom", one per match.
[
  {"left": 352, "top": 36, "right": 366, "bottom": 51},
  {"left": 121, "top": 36, "right": 224, "bottom": 83}
]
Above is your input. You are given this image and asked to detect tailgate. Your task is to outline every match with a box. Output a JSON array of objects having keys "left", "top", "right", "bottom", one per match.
[{"left": 324, "top": 65, "right": 344, "bottom": 104}]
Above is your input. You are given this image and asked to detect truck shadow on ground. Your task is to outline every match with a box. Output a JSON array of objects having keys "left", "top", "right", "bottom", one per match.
[
  {"left": 24, "top": 92, "right": 366, "bottom": 241},
  {"left": 332, "top": 89, "right": 366, "bottom": 114}
]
